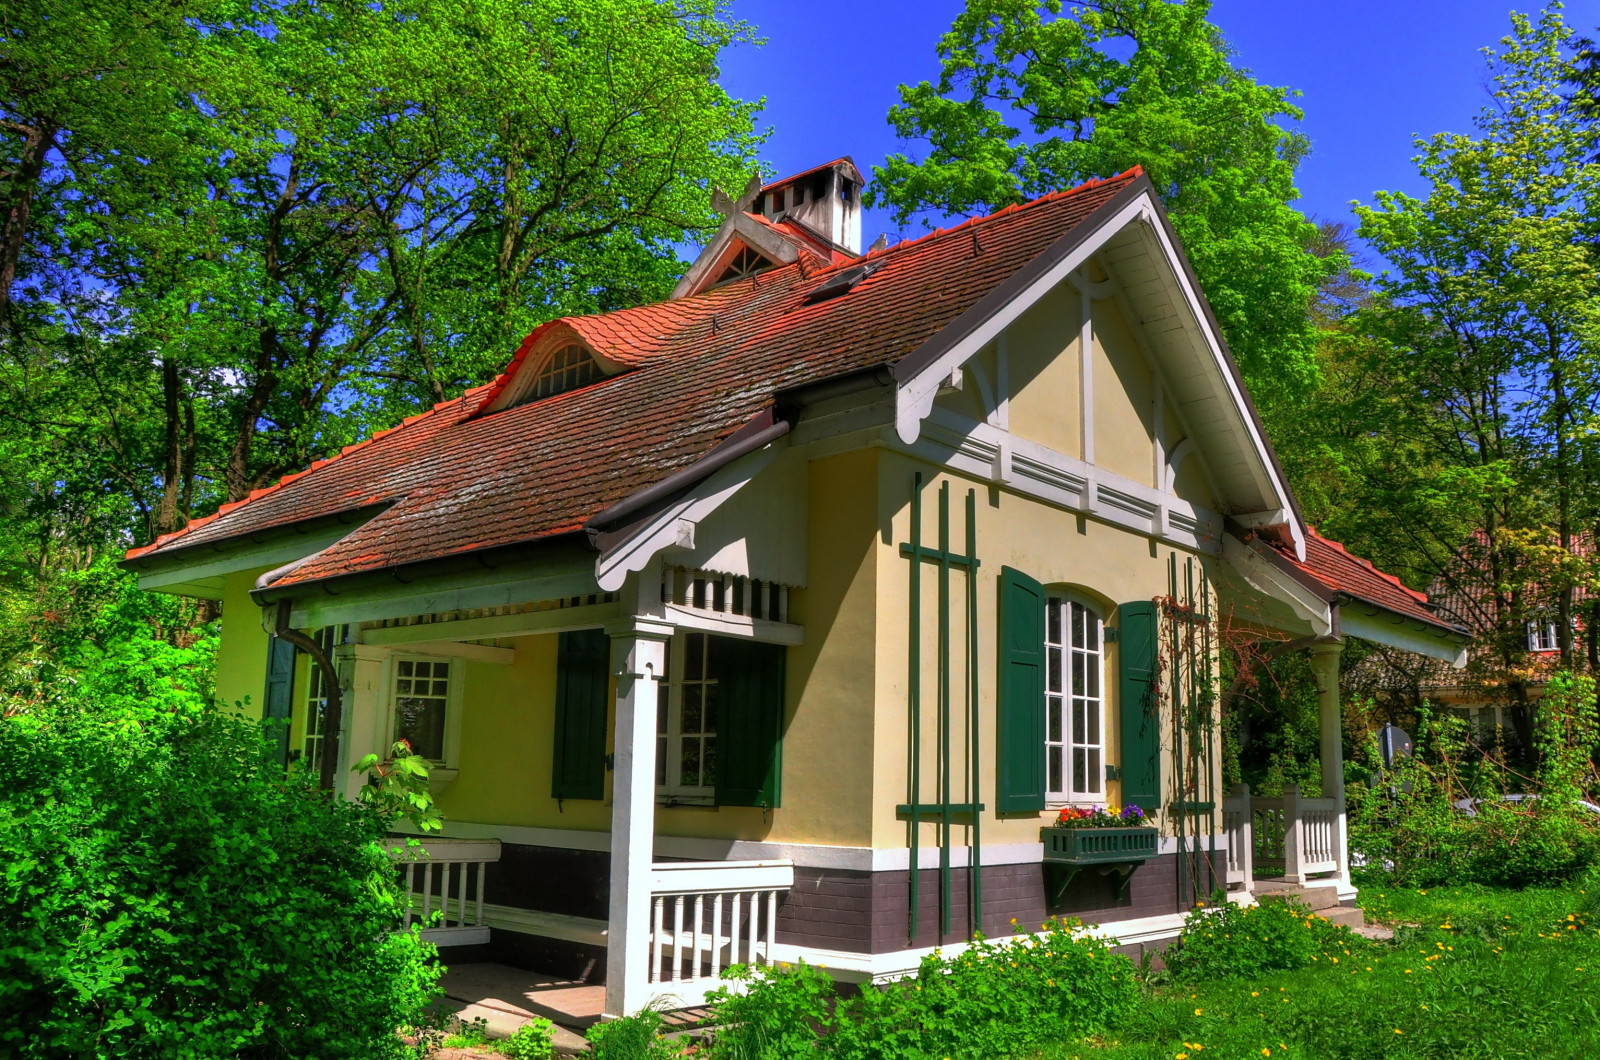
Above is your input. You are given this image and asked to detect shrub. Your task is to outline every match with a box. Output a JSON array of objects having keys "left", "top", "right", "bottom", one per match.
[
  {"left": 585, "top": 1007, "right": 681, "bottom": 1060},
  {"left": 0, "top": 701, "right": 440, "bottom": 1059},
  {"left": 501, "top": 1017, "right": 556, "bottom": 1060},
  {"left": 1163, "top": 895, "right": 1372, "bottom": 982},
  {"left": 1347, "top": 676, "right": 1600, "bottom": 888},
  {"left": 705, "top": 918, "right": 1138, "bottom": 1060}
]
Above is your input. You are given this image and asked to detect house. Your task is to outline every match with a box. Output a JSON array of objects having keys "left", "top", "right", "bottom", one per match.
[
  {"left": 1359, "top": 529, "right": 1592, "bottom": 751},
  {"left": 122, "top": 158, "right": 1471, "bottom": 1018}
]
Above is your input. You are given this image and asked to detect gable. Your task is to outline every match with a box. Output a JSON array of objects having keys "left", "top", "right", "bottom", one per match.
[
  {"left": 479, "top": 328, "right": 621, "bottom": 415},
  {"left": 892, "top": 182, "right": 1303, "bottom": 560}
]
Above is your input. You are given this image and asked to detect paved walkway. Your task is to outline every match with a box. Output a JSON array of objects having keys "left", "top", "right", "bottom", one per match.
[{"left": 438, "top": 963, "right": 601, "bottom": 1054}]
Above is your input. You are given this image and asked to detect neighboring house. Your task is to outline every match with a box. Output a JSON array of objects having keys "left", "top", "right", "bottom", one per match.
[
  {"left": 1395, "top": 531, "right": 1594, "bottom": 750},
  {"left": 122, "top": 159, "right": 1469, "bottom": 1017}
]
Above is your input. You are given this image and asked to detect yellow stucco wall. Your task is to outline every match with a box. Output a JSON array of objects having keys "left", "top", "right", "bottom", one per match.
[
  {"left": 214, "top": 568, "right": 274, "bottom": 716},
  {"left": 1006, "top": 283, "right": 1082, "bottom": 458},
  {"left": 869, "top": 453, "right": 1223, "bottom": 851},
  {"left": 1092, "top": 296, "right": 1157, "bottom": 488}
]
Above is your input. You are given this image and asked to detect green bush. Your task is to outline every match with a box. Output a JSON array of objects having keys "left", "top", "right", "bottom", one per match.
[
  {"left": 1348, "top": 675, "right": 1600, "bottom": 889},
  {"left": 501, "top": 1017, "right": 557, "bottom": 1060},
  {"left": 1163, "top": 895, "right": 1372, "bottom": 982},
  {"left": 0, "top": 701, "right": 440, "bottom": 1059},
  {"left": 585, "top": 1007, "right": 681, "bottom": 1060},
  {"left": 706, "top": 918, "right": 1138, "bottom": 1060}
]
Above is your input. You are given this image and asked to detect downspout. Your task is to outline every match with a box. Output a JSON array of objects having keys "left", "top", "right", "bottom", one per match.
[{"left": 256, "top": 553, "right": 344, "bottom": 793}]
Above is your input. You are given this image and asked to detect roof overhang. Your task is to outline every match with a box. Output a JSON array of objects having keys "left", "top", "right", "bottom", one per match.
[{"left": 888, "top": 177, "right": 1307, "bottom": 561}]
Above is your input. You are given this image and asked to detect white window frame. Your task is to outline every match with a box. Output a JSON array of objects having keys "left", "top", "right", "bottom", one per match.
[
  {"left": 1044, "top": 594, "right": 1105, "bottom": 803},
  {"left": 383, "top": 654, "right": 463, "bottom": 768},
  {"left": 1527, "top": 620, "right": 1559, "bottom": 652},
  {"left": 657, "top": 631, "right": 718, "bottom": 805},
  {"left": 300, "top": 626, "right": 339, "bottom": 772}
]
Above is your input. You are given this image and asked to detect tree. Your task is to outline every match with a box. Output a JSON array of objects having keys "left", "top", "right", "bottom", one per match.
[{"left": 869, "top": 0, "right": 1339, "bottom": 399}]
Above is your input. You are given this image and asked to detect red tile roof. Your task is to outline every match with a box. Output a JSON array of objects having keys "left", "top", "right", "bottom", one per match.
[
  {"left": 1280, "top": 528, "right": 1463, "bottom": 633},
  {"left": 126, "top": 169, "right": 1149, "bottom": 591}
]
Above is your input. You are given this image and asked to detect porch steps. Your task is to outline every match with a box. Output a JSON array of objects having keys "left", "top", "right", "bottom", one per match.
[{"left": 1252, "top": 879, "right": 1366, "bottom": 929}]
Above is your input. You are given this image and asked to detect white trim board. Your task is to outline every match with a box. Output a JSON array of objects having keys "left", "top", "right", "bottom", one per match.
[{"left": 404, "top": 820, "right": 1229, "bottom": 872}]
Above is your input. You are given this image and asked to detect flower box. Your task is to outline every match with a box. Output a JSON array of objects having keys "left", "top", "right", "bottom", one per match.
[
  {"left": 1039, "top": 825, "right": 1159, "bottom": 903},
  {"left": 1040, "top": 825, "right": 1159, "bottom": 865}
]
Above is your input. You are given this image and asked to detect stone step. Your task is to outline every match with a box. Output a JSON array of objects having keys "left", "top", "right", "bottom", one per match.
[
  {"left": 1316, "top": 905, "right": 1367, "bottom": 930},
  {"left": 1252, "top": 879, "right": 1344, "bottom": 911}
]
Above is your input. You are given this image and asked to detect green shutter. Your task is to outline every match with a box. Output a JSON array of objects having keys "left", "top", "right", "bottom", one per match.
[
  {"left": 552, "top": 628, "right": 610, "bottom": 801},
  {"left": 1117, "top": 600, "right": 1161, "bottom": 809},
  {"left": 264, "top": 636, "right": 295, "bottom": 766},
  {"left": 997, "top": 566, "right": 1046, "bottom": 813},
  {"left": 711, "top": 636, "right": 785, "bottom": 808}
]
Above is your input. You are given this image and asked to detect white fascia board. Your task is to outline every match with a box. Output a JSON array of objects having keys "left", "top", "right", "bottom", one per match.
[
  {"left": 288, "top": 558, "right": 598, "bottom": 630},
  {"left": 894, "top": 194, "right": 1154, "bottom": 446},
  {"left": 136, "top": 523, "right": 362, "bottom": 595},
  {"left": 359, "top": 600, "right": 620, "bottom": 646},
  {"left": 1134, "top": 216, "right": 1306, "bottom": 561},
  {"left": 595, "top": 440, "right": 786, "bottom": 592},
  {"left": 1221, "top": 535, "right": 1334, "bottom": 637},
  {"left": 1339, "top": 606, "right": 1469, "bottom": 668}
]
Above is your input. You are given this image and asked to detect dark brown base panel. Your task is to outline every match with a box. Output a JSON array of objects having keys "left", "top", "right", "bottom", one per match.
[{"left": 468, "top": 843, "right": 1204, "bottom": 977}]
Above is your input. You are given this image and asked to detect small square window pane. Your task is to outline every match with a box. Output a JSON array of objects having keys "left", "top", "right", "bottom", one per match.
[
  {"left": 683, "top": 685, "right": 702, "bottom": 732},
  {"left": 1048, "top": 696, "right": 1063, "bottom": 742},
  {"left": 1084, "top": 659, "right": 1099, "bottom": 698},
  {"left": 1073, "top": 698, "right": 1086, "bottom": 739},
  {"left": 685, "top": 634, "right": 705, "bottom": 680},
  {"left": 1072, "top": 747, "right": 1087, "bottom": 793},
  {"left": 1071, "top": 603, "right": 1086, "bottom": 648},
  {"left": 399, "top": 661, "right": 415, "bottom": 677},
  {"left": 703, "top": 737, "right": 716, "bottom": 787},
  {"left": 1084, "top": 612, "right": 1099, "bottom": 651},
  {"left": 396, "top": 679, "right": 412, "bottom": 695},
  {"left": 1086, "top": 749, "right": 1101, "bottom": 791},
  {"left": 1084, "top": 702, "right": 1100, "bottom": 742},
  {"left": 1047, "top": 601, "right": 1062, "bottom": 646},
  {"left": 1048, "top": 647, "right": 1062, "bottom": 693},
  {"left": 703, "top": 682, "right": 718, "bottom": 733},
  {"left": 394, "top": 697, "right": 445, "bottom": 760},
  {"left": 1071, "top": 653, "right": 1085, "bottom": 697},
  {"left": 681, "top": 741, "right": 701, "bottom": 787},
  {"left": 1048, "top": 747, "right": 1063, "bottom": 794}
]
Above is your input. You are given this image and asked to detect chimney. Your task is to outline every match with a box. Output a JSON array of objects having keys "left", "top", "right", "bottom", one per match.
[{"left": 755, "top": 158, "right": 864, "bottom": 255}]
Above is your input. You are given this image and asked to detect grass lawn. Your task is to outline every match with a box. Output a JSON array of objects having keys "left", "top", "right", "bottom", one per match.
[{"left": 1038, "top": 879, "right": 1600, "bottom": 1060}]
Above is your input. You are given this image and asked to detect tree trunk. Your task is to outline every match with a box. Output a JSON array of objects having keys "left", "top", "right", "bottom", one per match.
[{"left": 0, "top": 121, "right": 58, "bottom": 320}]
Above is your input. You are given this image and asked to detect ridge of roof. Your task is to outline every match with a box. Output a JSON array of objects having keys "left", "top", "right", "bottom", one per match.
[
  {"left": 847, "top": 166, "right": 1145, "bottom": 270},
  {"left": 124, "top": 385, "right": 488, "bottom": 563}
]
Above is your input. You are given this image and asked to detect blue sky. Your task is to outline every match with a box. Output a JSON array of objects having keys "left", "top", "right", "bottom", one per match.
[{"left": 719, "top": 1, "right": 1555, "bottom": 255}]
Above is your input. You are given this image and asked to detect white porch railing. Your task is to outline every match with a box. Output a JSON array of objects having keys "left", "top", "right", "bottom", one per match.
[
  {"left": 646, "top": 858, "right": 794, "bottom": 1008},
  {"left": 1222, "top": 784, "right": 1253, "bottom": 890},
  {"left": 1246, "top": 784, "right": 1340, "bottom": 884},
  {"left": 386, "top": 837, "right": 502, "bottom": 946}
]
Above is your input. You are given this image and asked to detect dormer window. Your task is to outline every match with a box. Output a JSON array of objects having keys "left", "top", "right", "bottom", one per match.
[
  {"left": 528, "top": 344, "right": 603, "bottom": 401},
  {"left": 714, "top": 244, "right": 774, "bottom": 286}
]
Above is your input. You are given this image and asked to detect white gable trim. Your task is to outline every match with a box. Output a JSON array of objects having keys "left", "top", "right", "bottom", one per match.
[
  {"left": 671, "top": 214, "right": 801, "bottom": 300},
  {"left": 892, "top": 188, "right": 1306, "bottom": 561},
  {"left": 594, "top": 439, "right": 788, "bottom": 592}
]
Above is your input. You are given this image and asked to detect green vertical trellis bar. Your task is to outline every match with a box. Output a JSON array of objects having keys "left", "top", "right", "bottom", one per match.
[
  {"left": 966, "top": 488, "right": 982, "bottom": 935},
  {"left": 937, "top": 482, "right": 952, "bottom": 937},
  {"left": 907, "top": 474, "right": 923, "bottom": 944}
]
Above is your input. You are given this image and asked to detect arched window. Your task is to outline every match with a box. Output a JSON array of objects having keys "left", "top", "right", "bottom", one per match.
[
  {"left": 527, "top": 344, "right": 602, "bottom": 401},
  {"left": 1045, "top": 594, "right": 1104, "bottom": 800}
]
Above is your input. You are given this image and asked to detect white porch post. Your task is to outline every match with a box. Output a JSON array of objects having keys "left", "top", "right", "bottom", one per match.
[
  {"left": 1309, "top": 640, "right": 1351, "bottom": 894},
  {"left": 604, "top": 620, "right": 672, "bottom": 1019},
  {"left": 338, "top": 643, "right": 389, "bottom": 802}
]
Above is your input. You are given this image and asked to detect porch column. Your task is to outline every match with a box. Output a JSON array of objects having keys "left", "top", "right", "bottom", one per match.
[
  {"left": 1308, "top": 640, "right": 1351, "bottom": 892},
  {"left": 604, "top": 620, "right": 672, "bottom": 1019},
  {"left": 338, "top": 644, "right": 389, "bottom": 802}
]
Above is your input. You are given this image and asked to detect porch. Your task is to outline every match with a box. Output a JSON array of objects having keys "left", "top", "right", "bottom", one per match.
[{"left": 387, "top": 836, "right": 796, "bottom": 1017}]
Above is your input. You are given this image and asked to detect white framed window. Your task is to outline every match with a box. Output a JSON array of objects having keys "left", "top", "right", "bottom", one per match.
[
  {"left": 1527, "top": 621, "right": 1559, "bottom": 652},
  {"left": 1045, "top": 595, "right": 1104, "bottom": 801},
  {"left": 390, "top": 656, "right": 455, "bottom": 762},
  {"left": 529, "top": 344, "right": 603, "bottom": 401},
  {"left": 657, "top": 631, "right": 718, "bottom": 802}
]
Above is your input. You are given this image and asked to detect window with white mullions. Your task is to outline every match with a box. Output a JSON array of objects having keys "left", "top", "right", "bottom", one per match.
[
  {"left": 393, "top": 658, "right": 451, "bottom": 761},
  {"left": 301, "top": 626, "right": 339, "bottom": 772},
  {"left": 1045, "top": 596, "right": 1104, "bottom": 800},
  {"left": 657, "top": 631, "right": 718, "bottom": 800}
]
